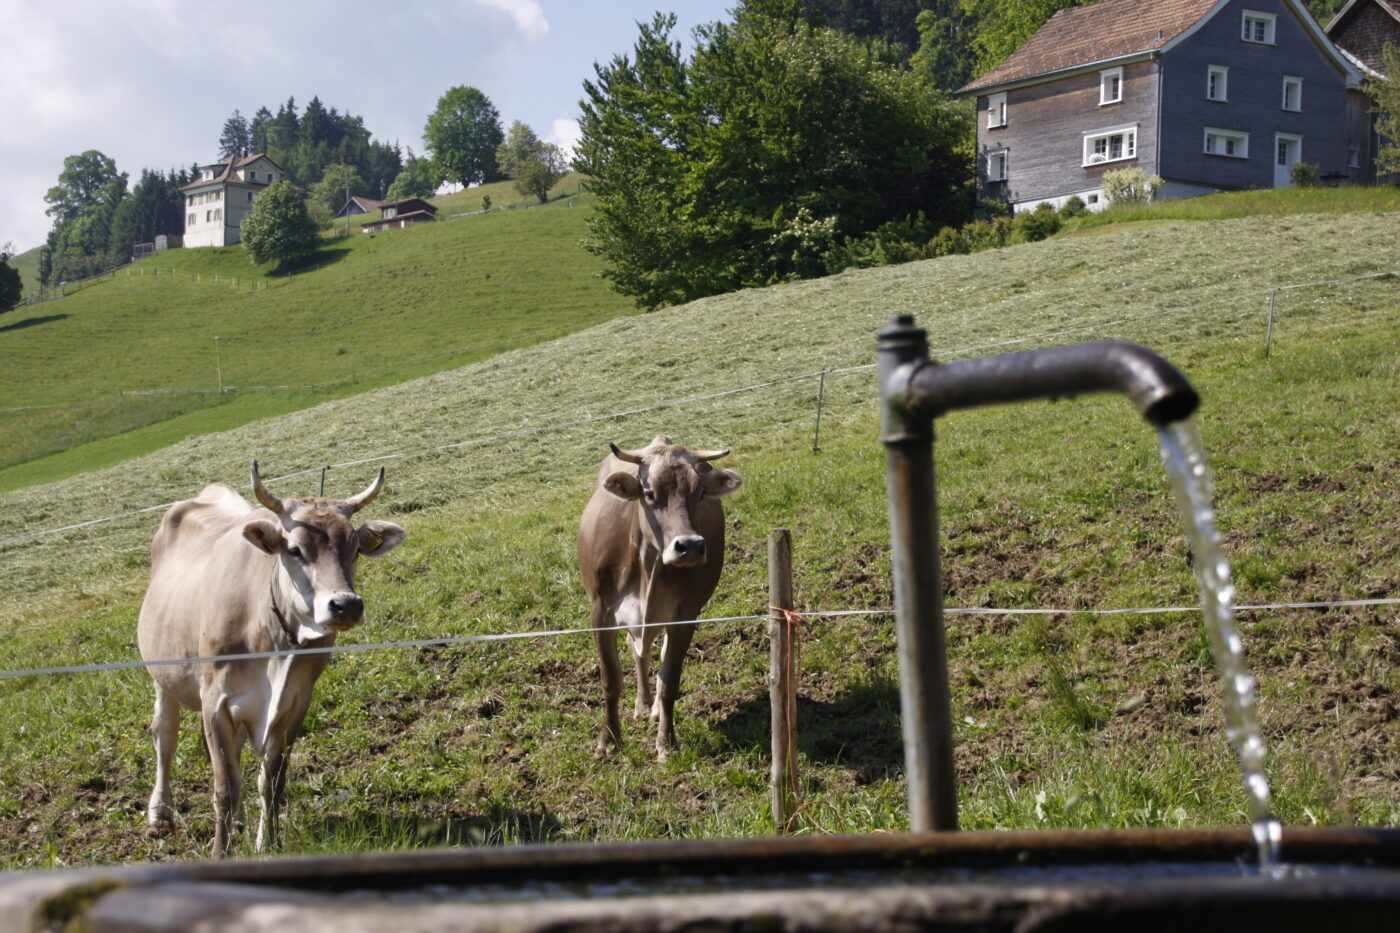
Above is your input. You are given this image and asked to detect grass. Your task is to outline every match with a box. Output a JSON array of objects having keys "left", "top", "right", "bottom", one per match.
[
  {"left": 1068, "top": 184, "right": 1400, "bottom": 229},
  {"left": 0, "top": 174, "right": 624, "bottom": 489},
  {"left": 0, "top": 207, "right": 1397, "bottom": 868}
]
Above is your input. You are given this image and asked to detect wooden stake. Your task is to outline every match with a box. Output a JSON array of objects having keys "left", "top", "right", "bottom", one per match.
[{"left": 769, "top": 528, "right": 796, "bottom": 833}]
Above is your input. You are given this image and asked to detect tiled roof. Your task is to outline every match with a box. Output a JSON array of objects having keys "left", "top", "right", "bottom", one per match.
[
  {"left": 959, "top": 0, "right": 1221, "bottom": 93},
  {"left": 179, "top": 154, "right": 282, "bottom": 191}
]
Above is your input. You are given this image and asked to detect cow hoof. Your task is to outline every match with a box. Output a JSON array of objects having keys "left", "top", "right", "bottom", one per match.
[
  {"left": 655, "top": 747, "right": 671, "bottom": 763},
  {"left": 594, "top": 742, "right": 616, "bottom": 759},
  {"left": 146, "top": 806, "right": 174, "bottom": 836}
]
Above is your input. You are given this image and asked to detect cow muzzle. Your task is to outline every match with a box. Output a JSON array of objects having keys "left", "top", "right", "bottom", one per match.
[
  {"left": 319, "top": 591, "right": 366, "bottom": 630},
  {"left": 662, "top": 535, "right": 708, "bottom": 568}
]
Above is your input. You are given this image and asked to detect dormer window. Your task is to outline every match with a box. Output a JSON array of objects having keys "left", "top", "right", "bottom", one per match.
[
  {"left": 987, "top": 92, "right": 1007, "bottom": 129},
  {"left": 1099, "top": 68, "right": 1123, "bottom": 105},
  {"left": 203, "top": 169, "right": 214, "bottom": 181},
  {"left": 1242, "top": 10, "right": 1275, "bottom": 44}
]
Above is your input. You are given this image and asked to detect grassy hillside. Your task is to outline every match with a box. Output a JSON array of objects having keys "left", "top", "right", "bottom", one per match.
[
  {"left": 0, "top": 210, "right": 1397, "bottom": 868},
  {"left": 0, "top": 175, "right": 624, "bottom": 489}
]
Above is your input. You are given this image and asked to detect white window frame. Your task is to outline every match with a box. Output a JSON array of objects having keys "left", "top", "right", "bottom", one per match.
[
  {"left": 987, "top": 92, "right": 1007, "bottom": 129},
  {"left": 1082, "top": 124, "right": 1138, "bottom": 166},
  {"left": 1276, "top": 133, "right": 1303, "bottom": 167},
  {"left": 1242, "top": 10, "right": 1276, "bottom": 44},
  {"left": 1282, "top": 75, "right": 1302, "bottom": 111},
  {"left": 1204, "top": 127, "right": 1250, "bottom": 159},
  {"left": 987, "top": 147, "right": 1009, "bottom": 182},
  {"left": 1099, "top": 67, "right": 1123, "bottom": 105},
  {"left": 1207, "top": 65, "right": 1229, "bottom": 102}
]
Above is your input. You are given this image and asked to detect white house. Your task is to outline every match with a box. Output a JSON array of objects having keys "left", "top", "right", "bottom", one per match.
[{"left": 180, "top": 154, "right": 288, "bottom": 248}]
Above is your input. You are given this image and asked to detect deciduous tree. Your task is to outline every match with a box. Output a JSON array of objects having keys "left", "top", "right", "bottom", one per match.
[
  {"left": 385, "top": 147, "right": 442, "bottom": 201},
  {"left": 310, "top": 163, "right": 365, "bottom": 216},
  {"left": 423, "top": 85, "right": 504, "bottom": 187},
  {"left": 0, "top": 243, "right": 21, "bottom": 313},
  {"left": 1367, "top": 46, "right": 1400, "bottom": 177},
  {"left": 576, "top": 7, "right": 971, "bottom": 308},
  {"left": 240, "top": 181, "right": 320, "bottom": 266}
]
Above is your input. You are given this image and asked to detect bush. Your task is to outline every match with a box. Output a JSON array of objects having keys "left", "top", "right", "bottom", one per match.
[
  {"left": 928, "top": 226, "right": 967, "bottom": 258},
  {"left": 240, "top": 182, "right": 321, "bottom": 267},
  {"left": 1290, "top": 162, "right": 1319, "bottom": 188},
  {"left": 975, "top": 197, "right": 1011, "bottom": 221},
  {"left": 1059, "top": 195, "right": 1089, "bottom": 218},
  {"left": 1013, "top": 202, "right": 1062, "bottom": 243},
  {"left": 1102, "top": 166, "right": 1163, "bottom": 204}
]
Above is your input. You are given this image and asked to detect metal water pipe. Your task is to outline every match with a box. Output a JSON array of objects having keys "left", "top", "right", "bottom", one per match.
[{"left": 878, "top": 315, "right": 1200, "bottom": 832}]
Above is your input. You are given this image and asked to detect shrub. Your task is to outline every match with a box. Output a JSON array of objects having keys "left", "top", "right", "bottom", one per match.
[
  {"left": 1013, "top": 202, "right": 1062, "bottom": 243},
  {"left": 928, "top": 226, "right": 967, "bottom": 258},
  {"left": 1059, "top": 195, "right": 1089, "bottom": 218},
  {"left": 1102, "top": 166, "right": 1163, "bottom": 204},
  {"left": 1290, "top": 162, "right": 1319, "bottom": 188},
  {"left": 975, "top": 197, "right": 1011, "bottom": 221}
]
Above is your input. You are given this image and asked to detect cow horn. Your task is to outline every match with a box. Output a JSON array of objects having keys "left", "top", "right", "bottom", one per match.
[
  {"left": 692, "top": 448, "right": 730, "bottom": 462},
  {"left": 610, "top": 443, "right": 644, "bottom": 464},
  {"left": 344, "top": 467, "right": 386, "bottom": 514},
  {"left": 250, "top": 460, "right": 285, "bottom": 515}
]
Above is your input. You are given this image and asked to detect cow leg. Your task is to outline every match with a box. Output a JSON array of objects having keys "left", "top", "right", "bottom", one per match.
[
  {"left": 627, "top": 627, "right": 655, "bottom": 721},
  {"left": 653, "top": 622, "right": 697, "bottom": 762},
  {"left": 146, "top": 686, "right": 179, "bottom": 835},
  {"left": 257, "top": 701, "right": 310, "bottom": 852},
  {"left": 201, "top": 704, "right": 243, "bottom": 859},
  {"left": 591, "top": 599, "right": 624, "bottom": 757}
]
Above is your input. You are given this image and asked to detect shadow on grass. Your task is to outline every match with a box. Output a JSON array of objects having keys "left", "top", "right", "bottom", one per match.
[
  {"left": 716, "top": 677, "right": 903, "bottom": 781},
  {"left": 0, "top": 314, "right": 68, "bottom": 334},
  {"left": 275, "top": 247, "right": 352, "bottom": 277}
]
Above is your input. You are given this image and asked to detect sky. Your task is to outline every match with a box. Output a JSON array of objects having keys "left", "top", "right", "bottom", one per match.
[{"left": 0, "top": 0, "right": 736, "bottom": 256}]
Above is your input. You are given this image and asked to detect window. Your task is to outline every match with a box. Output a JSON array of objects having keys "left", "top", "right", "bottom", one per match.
[
  {"left": 247, "top": 191, "right": 254, "bottom": 202},
  {"left": 1207, "top": 65, "right": 1229, "bottom": 101},
  {"left": 1100, "top": 68, "right": 1123, "bottom": 105},
  {"left": 187, "top": 212, "right": 196, "bottom": 227},
  {"left": 1204, "top": 127, "right": 1249, "bottom": 158},
  {"left": 1282, "top": 76, "right": 1302, "bottom": 111},
  {"left": 1083, "top": 124, "right": 1138, "bottom": 166},
  {"left": 248, "top": 170, "right": 257, "bottom": 181},
  {"left": 1242, "top": 10, "right": 1276, "bottom": 44},
  {"left": 1349, "top": 146, "right": 1360, "bottom": 168},
  {"left": 987, "top": 92, "right": 1007, "bottom": 129},
  {"left": 213, "top": 208, "right": 222, "bottom": 222},
  {"left": 987, "top": 148, "right": 1008, "bottom": 182}
]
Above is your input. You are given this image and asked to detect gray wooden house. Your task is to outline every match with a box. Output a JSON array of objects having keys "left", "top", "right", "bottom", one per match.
[
  {"left": 1325, "top": 0, "right": 1400, "bottom": 184},
  {"left": 956, "top": 0, "right": 1364, "bottom": 212}
]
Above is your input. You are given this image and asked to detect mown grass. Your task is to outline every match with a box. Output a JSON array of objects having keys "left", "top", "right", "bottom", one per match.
[
  {"left": 0, "top": 174, "right": 623, "bottom": 488},
  {"left": 0, "top": 210, "right": 1397, "bottom": 868},
  {"left": 1069, "top": 184, "right": 1400, "bottom": 229}
]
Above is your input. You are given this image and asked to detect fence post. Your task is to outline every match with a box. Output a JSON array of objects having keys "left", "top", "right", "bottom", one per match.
[
  {"left": 319, "top": 466, "right": 329, "bottom": 497},
  {"left": 1264, "top": 288, "right": 1277, "bottom": 357},
  {"left": 769, "top": 528, "right": 797, "bottom": 833},
  {"left": 214, "top": 337, "right": 222, "bottom": 394},
  {"left": 812, "top": 369, "right": 828, "bottom": 453}
]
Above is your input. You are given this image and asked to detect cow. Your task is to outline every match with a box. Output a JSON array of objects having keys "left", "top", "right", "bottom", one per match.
[
  {"left": 577, "top": 435, "right": 742, "bottom": 760},
  {"left": 136, "top": 461, "right": 406, "bottom": 857}
]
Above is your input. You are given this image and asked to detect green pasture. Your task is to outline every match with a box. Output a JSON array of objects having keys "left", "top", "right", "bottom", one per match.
[
  {"left": 0, "top": 174, "right": 622, "bottom": 489},
  {"left": 0, "top": 206, "right": 1397, "bottom": 868}
]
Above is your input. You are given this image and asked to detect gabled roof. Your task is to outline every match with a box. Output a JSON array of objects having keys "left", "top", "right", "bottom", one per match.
[
  {"left": 959, "top": 0, "right": 1221, "bottom": 94},
  {"left": 958, "top": 0, "right": 1359, "bottom": 95},
  {"left": 179, "top": 153, "right": 286, "bottom": 191},
  {"left": 1327, "top": 0, "right": 1400, "bottom": 32}
]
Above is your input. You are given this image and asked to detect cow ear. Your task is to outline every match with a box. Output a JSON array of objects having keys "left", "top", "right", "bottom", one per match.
[
  {"left": 603, "top": 471, "right": 643, "bottom": 501},
  {"left": 242, "top": 519, "right": 283, "bottom": 554},
  {"left": 704, "top": 468, "right": 743, "bottom": 498},
  {"left": 357, "top": 520, "right": 407, "bottom": 557}
]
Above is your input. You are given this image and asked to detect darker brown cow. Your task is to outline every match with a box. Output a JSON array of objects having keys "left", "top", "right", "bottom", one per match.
[
  {"left": 137, "top": 462, "right": 406, "bottom": 857},
  {"left": 577, "top": 435, "right": 742, "bottom": 759}
]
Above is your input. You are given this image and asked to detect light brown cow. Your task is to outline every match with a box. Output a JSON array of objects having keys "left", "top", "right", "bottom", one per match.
[
  {"left": 137, "top": 462, "right": 406, "bottom": 857},
  {"left": 578, "top": 435, "right": 742, "bottom": 760}
]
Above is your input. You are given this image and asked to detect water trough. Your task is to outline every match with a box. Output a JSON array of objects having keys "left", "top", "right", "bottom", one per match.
[{"left": 2, "top": 315, "right": 1397, "bottom": 931}]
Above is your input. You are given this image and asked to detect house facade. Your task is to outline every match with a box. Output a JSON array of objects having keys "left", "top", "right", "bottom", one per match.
[
  {"left": 180, "top": 154, "right": 287, "bottom": 248},
  {"left": 1326, "top": 0, "right": 1400, "bottom": 184},
  {"left": 360, "top": 198, "right": 437, "bottom": 233},
  {"left": 957, "top": 0, "right": 1363, "bottom": 212}
]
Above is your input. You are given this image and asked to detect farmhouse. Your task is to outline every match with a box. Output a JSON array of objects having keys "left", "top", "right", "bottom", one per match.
[
  {"left": 180, "top": 154, "right": 288, "bottom": 248},
  {"left": 360, "top": 197, "right": 437, "bottom": 233},
  {"left": 337, "top": 195, "right": 384, "bottom": 218},
  {"left": 1325, "top": 0, "right": 1400, "bottom": 184},
  {"left": 957, "top": 0, "right": 1365, "bottom": 212}
]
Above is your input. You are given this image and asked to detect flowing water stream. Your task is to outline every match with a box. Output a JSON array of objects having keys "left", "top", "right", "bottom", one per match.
[{"left": 1158, "top": 420, "right": 1282, "bottom": 871}]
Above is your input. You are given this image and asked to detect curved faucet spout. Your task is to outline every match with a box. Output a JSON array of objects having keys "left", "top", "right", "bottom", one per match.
[{"left": 902, "top": 340, "right": 1199, "bottom": 426}]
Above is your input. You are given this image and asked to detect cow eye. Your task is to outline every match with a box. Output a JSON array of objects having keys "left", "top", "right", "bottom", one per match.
[
  {"left": 287, "top": 546, "right": 305, "bottom": 561},
  {"left": 642, "top": 488, "right": 656, "bottom": 503}
]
